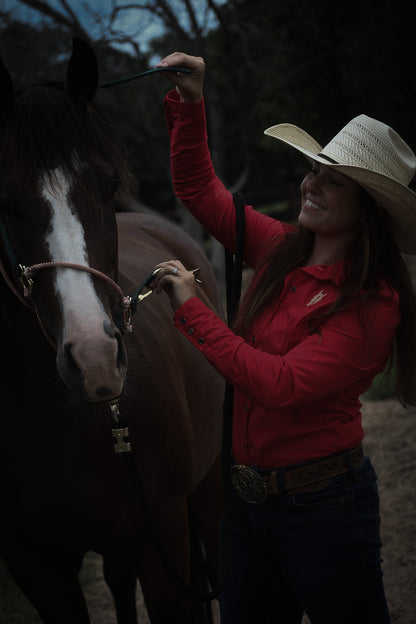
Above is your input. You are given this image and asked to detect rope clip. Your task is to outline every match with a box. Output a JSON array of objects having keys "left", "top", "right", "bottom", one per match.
[
  {"left": 18, "top": 264, "right": 34, "bottom": 297},
  {"left": 121, "top": 296, "right": 133, "bottom": 333}
]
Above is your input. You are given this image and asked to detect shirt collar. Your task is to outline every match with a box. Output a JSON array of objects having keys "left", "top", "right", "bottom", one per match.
[{"left": 300, "top": 260, "right": 345, "bottom": 286}]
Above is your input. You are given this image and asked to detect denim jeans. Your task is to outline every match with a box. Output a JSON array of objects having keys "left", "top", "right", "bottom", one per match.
[{"left": 219, "top": 457, "right": 390, "bottom": 624}]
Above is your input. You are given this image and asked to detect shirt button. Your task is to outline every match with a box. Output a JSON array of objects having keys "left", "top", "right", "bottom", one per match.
[
  {"left": 187, "top": 328, "right": 194, "bottom": 335},
  {"left": 291, "top": 286, "right": 296, "bottom": 292},
  {"left": 198, "top": 337, "right": 205, "bottom": 345},
  {"left": 180, "top": 317, "right": 187, "bottom": 325}
]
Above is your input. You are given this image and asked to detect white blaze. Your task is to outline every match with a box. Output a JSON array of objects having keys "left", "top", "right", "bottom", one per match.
[
  {"left": 39, "top": 166, "right": 125, "bottom": 401},
  {"left": 41, "top": 167, "right": 106, "bottom": 327}
]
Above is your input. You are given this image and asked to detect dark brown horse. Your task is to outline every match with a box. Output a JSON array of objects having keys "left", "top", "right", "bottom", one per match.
[{"left": 0, "top": 38, "right": 224, "bottom": 623}]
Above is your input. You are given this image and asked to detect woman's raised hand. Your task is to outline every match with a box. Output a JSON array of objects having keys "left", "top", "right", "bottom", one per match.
[{"left": 157, "top": 52, "right": 205, "bottom": 103}]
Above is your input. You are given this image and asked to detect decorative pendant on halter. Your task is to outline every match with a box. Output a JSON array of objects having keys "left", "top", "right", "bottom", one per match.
[{"left": 109, "top": 399, "right": 132, "bottom": 454}]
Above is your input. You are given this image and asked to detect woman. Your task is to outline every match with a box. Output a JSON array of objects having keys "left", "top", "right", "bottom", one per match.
[{"left": 150, "top": 52, "right": 416, "bottom": 623}]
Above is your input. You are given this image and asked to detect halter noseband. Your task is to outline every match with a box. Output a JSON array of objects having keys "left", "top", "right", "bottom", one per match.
[{"left": 0, "top": 248, "right": 157, "bottom": 349}]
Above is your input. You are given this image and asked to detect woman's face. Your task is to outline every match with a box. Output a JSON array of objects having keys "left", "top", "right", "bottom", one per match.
[{"left": 299, "top": 163, "right": 362, "bottom": 240}]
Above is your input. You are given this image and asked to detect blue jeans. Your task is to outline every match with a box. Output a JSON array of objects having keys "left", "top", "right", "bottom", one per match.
[{"left": 219, "top": 457, "right": 390, "bottom": 624}]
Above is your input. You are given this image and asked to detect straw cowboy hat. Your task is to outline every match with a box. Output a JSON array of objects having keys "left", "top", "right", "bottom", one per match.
[{"left": 264, "top": 114, "right": 416, "bottom": 254}]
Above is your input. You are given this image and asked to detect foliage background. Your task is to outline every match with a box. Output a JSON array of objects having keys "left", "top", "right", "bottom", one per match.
[{"left": 1, "top": 0, "right": 415, "bottom": 224}]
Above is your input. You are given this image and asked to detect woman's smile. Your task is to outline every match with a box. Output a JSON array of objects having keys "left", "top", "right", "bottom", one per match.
[
  {"left": 299, "top": 163, "right": 362, "bottom": 242},
  {"left": 303, "top": 197, "right": 327, "bottom": 211}
]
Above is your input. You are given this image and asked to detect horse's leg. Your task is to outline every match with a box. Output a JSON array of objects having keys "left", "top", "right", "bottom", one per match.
[
  {"left": 0, "top": 532, "right": 89, "bottom": 623},
  {"left": 137, "top": 498, "right": 192, "bottom": 624},
  {"left": 102, "top": 554, "right": 138, "bottom": 624}
]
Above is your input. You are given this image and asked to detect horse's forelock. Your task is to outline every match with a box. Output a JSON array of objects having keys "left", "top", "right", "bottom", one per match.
[{"left": 2, "top": 84, "right": 131, "bottom": 191}]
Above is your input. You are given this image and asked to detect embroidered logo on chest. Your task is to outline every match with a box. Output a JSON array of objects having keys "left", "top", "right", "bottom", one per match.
[{"left": 306, "top": 290, "right": 327, "bottom": 306}]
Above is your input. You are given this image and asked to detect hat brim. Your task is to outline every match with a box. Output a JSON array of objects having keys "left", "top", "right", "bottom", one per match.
[{"left": 265, "top": 123, "right": 416, "bottom": 254}]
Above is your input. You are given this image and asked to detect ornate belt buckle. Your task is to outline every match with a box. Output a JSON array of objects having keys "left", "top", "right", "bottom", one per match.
[{"left": 231, "top": 465, "right": 268, "bottom": 505}]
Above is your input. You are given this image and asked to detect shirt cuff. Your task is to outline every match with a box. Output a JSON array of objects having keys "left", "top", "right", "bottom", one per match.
[
  {"left": 174, "top": 296, "right": 214, "bottom": 350},
  {"left": 164, "top": 90, "right": 207, "bottom": 138}
]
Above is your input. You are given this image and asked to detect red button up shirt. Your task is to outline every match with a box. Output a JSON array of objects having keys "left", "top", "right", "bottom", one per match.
[{"left": 164, "top": 90, "right": 400, "bottom": 468}]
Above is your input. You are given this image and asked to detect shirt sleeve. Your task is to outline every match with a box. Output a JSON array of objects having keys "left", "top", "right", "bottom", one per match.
[
  {"left": 164, "top": 90, "right": 289, "bottom": 269},
  {"left": 174, "top": 293, "right": 399, "bottom": 410}
]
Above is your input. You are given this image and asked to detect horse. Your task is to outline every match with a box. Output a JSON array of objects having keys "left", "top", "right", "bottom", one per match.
[{"left": 0, "top": 37, "right": 225, "bottom": 623}]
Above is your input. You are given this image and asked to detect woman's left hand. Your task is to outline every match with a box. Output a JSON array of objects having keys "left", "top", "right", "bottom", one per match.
[{"left": 150, "top": 260, "right": 198, "bottom": 310}]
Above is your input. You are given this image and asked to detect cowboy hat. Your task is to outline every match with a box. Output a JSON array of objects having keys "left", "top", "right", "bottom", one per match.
[{"left": 264, "top": 114, "right": 416, "bottom": 253}]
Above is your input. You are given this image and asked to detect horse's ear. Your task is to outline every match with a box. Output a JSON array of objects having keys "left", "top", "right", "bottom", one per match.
[
  {"left": 66, "top": 37, "right": 98, "bottom": 104},
  {"left": 0, "top": 56, "right": 14, "bottom": 122}
]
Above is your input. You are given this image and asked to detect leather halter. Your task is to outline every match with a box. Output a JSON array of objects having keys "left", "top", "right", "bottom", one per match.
[{"left": 0, "top": 213, "right": 156, "bottom": 347}]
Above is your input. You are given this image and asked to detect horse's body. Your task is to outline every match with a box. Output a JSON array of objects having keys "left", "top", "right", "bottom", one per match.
[{"left": 0, "top": 39, "right": 224, "bottom": 623}]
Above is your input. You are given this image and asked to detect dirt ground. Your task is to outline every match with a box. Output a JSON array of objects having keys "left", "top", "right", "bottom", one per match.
[
  {"left": 1, "top": 398, "right": 415, "bottom": 623},
  {"left": 80, "top": 398, "right": 416, "bottom": 624}
]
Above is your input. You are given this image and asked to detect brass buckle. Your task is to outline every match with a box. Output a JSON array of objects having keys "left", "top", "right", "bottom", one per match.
[{"left": 231, "top": 465, "right": 268, "bottom": 505}]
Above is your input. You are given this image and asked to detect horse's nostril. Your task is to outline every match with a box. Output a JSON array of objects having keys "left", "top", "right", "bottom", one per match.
[
  {"left": 95, "top": 385, "right": 115, "bottom": 398},
  {"left": 60, "top": 331, "right": 126, "bottom": 403},
  {"left": 64, "top": 342, "right": 83, "bottom": 379}
]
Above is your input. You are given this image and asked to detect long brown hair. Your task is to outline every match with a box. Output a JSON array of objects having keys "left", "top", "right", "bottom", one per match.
[{"left": 233, "top": 190, "right": 416, "bottom": 407}]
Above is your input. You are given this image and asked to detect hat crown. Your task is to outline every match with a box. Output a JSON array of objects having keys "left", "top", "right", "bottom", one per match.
[{"left": 321, "top": 114, "right": 416, "bottom": 186}]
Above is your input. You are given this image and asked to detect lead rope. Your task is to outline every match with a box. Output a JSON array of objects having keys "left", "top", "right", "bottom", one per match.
[
  {"left": 98, "top": 66, "right": 190, "bottom": 89},
  {"left": 219, "top": 191, "right": 246, "bottom": 592}
]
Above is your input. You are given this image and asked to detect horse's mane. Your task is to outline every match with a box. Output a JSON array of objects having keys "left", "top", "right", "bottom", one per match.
[{"left": 1, "top": 82, "right": 132, "bottom": 191}]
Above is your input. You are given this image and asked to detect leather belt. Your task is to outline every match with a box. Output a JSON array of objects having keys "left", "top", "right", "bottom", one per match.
[{"left": 230, "top": 444, "right": 364, "bottom": 505}]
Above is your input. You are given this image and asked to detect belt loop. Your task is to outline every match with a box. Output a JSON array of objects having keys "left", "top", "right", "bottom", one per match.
[
  {"left": 344, "top": 449, "right": 359, "bottom": 483},
  {"left": 277, "top": 469, "right": 287, "bottom": 494},
  {"left": 269, "top": 470, "right": 279, "bottom": 495}
]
